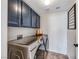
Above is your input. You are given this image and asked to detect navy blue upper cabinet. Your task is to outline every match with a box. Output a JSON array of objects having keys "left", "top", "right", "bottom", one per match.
[
  {"left": 8, "top": 0, "right": 21, "bottom": 27},
  {"left": 8, "top": 0, "right": 40, "bottom": 28},
  {"left": 31, "top": 10, "right": 37, "bottom": 28},
  {"left": 36, "top": 15, "right": 40, "bottom": 28},
  {"left": 21, "top": 1, "right": 31, "bottom": 27}
]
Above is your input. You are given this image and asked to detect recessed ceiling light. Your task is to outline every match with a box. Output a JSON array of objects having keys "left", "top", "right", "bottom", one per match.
[{"left": 44, "top": 0, "right": 50, "bottom": 6}]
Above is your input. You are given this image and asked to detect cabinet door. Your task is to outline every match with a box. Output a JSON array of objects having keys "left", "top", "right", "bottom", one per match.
[
  {"left": 8, "top": 0, "right": 21, "bottom": 27},
  {"left": 36, "top": 15, "right": 40, "bottom": 28},
  {"left": 31, "top": 10, "right": 37, "bottom": 28},
  {"left": 21, "top": 1, "right": 31, "bottom": 27}
]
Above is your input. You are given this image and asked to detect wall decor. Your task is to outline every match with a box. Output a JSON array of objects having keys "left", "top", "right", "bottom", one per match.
[{"left": 68, "top": 4, "right": 76, "bottom": 29}]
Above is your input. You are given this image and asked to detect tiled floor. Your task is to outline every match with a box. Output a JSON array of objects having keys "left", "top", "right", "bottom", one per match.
[{"left": 36, "top": 50, "right": 69, "bottom": 59}]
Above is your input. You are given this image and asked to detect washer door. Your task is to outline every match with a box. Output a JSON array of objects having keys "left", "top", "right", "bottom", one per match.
[
  {"left": 8, "top": 45, "right": 24, "bottom": 59},
  {"left": 9, "top": 49, "right": 24, "bottom": 59}
]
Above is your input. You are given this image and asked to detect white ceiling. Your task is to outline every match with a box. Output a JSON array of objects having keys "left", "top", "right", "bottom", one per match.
[{"left": 23, "top": 0, "right": 76, "bottom": 15}]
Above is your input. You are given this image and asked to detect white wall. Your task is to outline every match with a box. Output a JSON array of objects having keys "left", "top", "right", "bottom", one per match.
[
  {"left": 40, "top": 14, "right": 48, "bottom": 34},
  {"left": 48, "top": 12, "right": 67, "bottom": 54},
  {"left": 1, "top": 0, "right": 8, "bottom": 59},
  {"left": 8, "top": 27, "right": 36, "bottom": 40},
  {"left": 41, "top": 11, "right": 67, "bottom": 54}
]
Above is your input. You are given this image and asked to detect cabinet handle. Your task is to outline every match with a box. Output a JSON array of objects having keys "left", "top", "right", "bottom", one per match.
[
  {"left": 74, "top": 44, "right": 78, "bottom": 47},
  {"left": 30, "top": 47, "right": 37, "bottom": 52}
]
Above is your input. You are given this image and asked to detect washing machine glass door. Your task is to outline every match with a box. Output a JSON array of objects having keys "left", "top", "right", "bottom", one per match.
[{"left": 9, "top": 48, "right": 24, "bottom": 59}]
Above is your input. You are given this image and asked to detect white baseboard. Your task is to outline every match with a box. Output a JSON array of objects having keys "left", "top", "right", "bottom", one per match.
[{"left": 39, "top": 48, "right": 67, "bottom": 55}]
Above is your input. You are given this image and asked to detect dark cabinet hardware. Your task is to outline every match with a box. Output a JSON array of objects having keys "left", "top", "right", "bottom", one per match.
[
  {"left": 74, "top": 44, "right": 78, "bottom": 47},
  {"left": 30, "top": 47, "right": 37, "bottom": 52}
]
